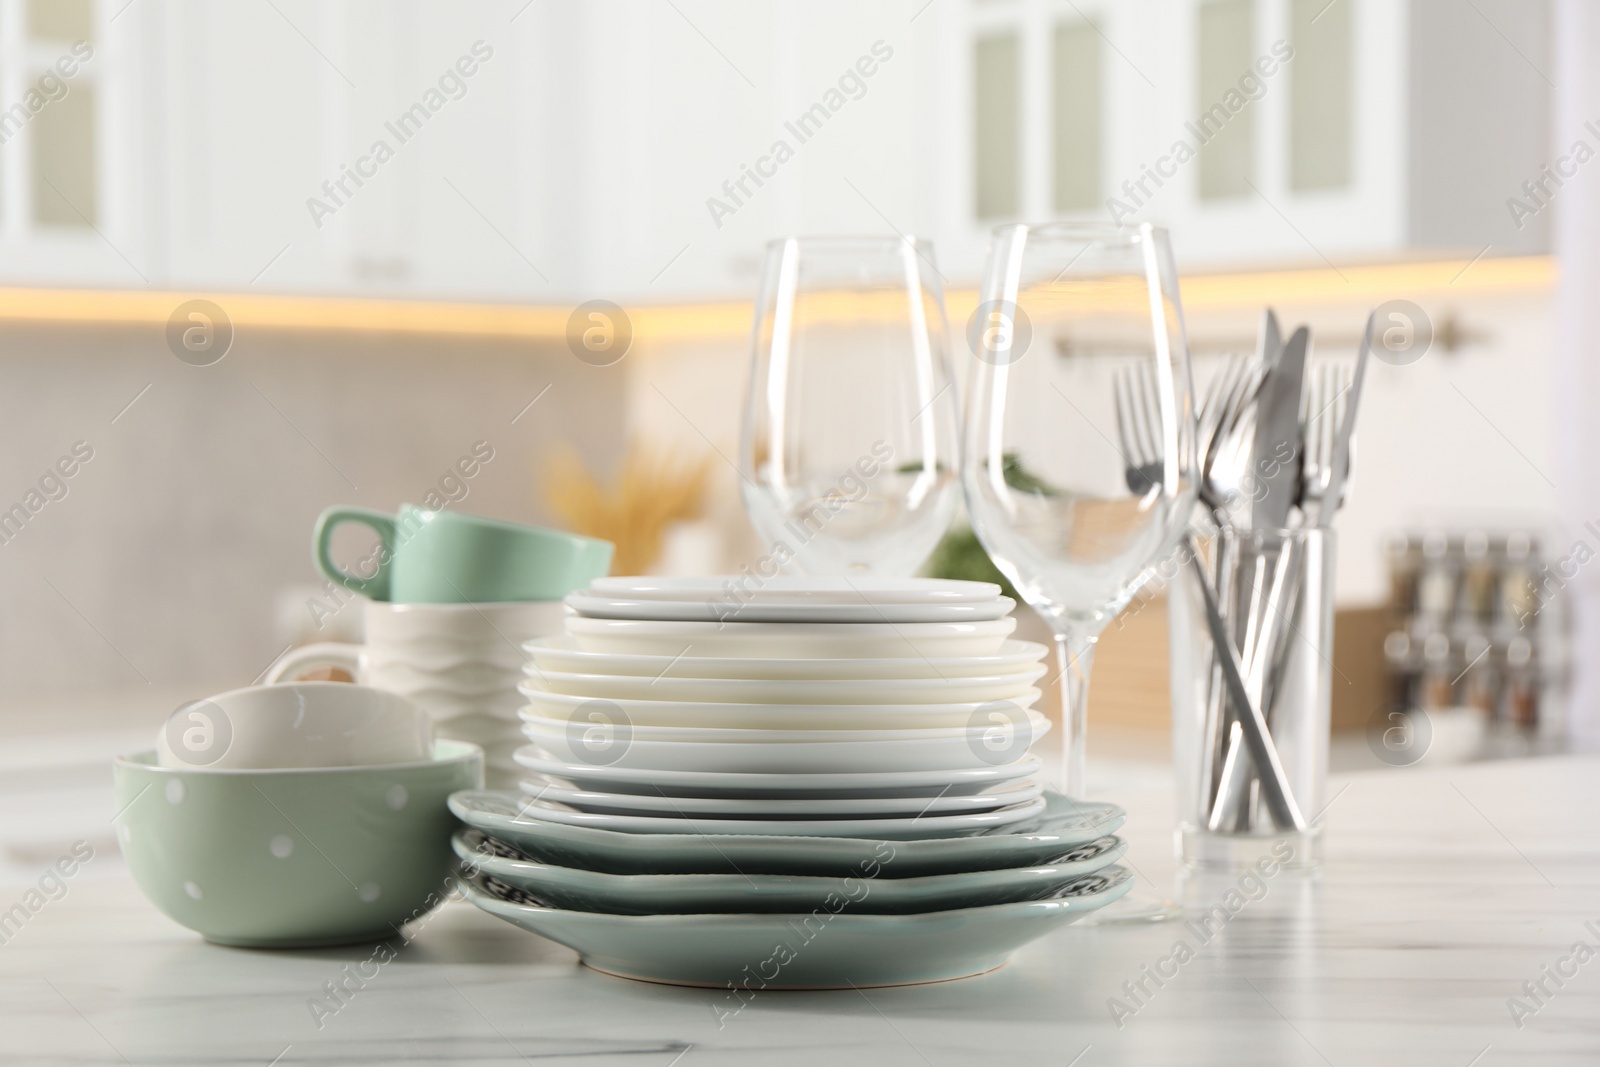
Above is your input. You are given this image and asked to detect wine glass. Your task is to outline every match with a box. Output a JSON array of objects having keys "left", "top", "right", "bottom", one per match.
[
  {"left": 961, "top": 222, "right": 1197, "bottom": 797},
  {"left": 740, "top": 236, "right": 960, "bottom": 576}
]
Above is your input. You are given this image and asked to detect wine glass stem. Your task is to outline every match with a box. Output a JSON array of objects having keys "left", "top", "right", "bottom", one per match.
[{"left": 1053, "top": 629, "right": 1097, "bottom": 797}]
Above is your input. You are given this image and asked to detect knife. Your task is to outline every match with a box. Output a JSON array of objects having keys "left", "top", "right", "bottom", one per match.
[
  {"left": 1185, "top": 535, "right": 1306, "bottom": 832},
  {"left": 1214, "top": 326, "right": 1309, "bottom": 830},
  {"left": 1249, "top": 326, "right": 1309, "bottom": 532},
  {"left": 1261, "top": 309, "right": 1282, "bottom": 371}
]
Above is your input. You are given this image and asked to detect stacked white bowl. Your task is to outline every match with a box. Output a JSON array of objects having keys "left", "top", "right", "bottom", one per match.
[{"left": 513, "top": 576, "right": 1053, "bottom": 828}]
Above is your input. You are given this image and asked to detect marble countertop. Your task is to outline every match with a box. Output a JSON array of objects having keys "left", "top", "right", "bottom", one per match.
[{"left": 3, "top": 745, "right": 1599, "bottom": 1065}]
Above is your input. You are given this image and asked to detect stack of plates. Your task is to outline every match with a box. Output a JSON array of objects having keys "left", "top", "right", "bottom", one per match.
[{"left": 451, "top": 576, "right": 1132, "bottom": 987}]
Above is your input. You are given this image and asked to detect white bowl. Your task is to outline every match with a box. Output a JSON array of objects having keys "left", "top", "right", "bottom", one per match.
[
  {"left": 519, "top": 666, "right": 1045, "bottom": 705},
  {"left": 517, "top": 687, "right": 1042, "bottom": 731},
  {"left": 362, "top": 599, "right": 569, "bottom": 644},
  {"left": 522, "top": 636, "right": 1050, "bottom": 680},
  {"left": 563, "top": 617, "right": 1017, "bottom": 658},
  {"left": 156, "top": 682, "right": 432, "bottom": 770}
]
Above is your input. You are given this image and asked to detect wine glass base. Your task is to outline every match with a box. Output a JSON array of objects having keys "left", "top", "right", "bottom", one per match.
[{"left": 1076, "top": 891, "right": 1182, "bottom": 925}]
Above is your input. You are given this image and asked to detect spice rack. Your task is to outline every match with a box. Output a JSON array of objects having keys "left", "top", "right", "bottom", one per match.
[{"left": 1382, "top": 531, "right": 1567, "bottom": 746}]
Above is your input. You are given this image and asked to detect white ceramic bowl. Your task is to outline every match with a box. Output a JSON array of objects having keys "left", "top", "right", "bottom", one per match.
[
  {"left": 563, "top": 617, "right": 1017, "bottom": 658},
  {"left": 519, "top": 667, "right": 1045, "bottom": 706},
  {"left": 362, "top": 599, "right": 569, "bottom": 645},
  {"left": 522, "top": 636, "right": 1050, "bottom": 680},
  {"left": 518, "top": 687, "right": 1042, "bottom": 731},
  {"left": 156, "top": 682, "right": 432, "bottom": 770}
]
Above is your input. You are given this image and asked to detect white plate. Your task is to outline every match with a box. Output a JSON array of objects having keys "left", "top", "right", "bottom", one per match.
[
  {"left": 523, "top": 636, "right": 1050, "bottom": 681},
  {"left": 517, "top": 776, "right": 1043, "bottom": 817},
  {"left": 565, "top": 617, "right": 1017, "bottom": 658},
  {"left": 521, "top": 719, "right": 1048, "bottom": 774},
  {"left": 512, "top": 747, "right": 1045, "bottom": 798},
  {"left": 521, "top": 708, "right": 1049, "bottom": 745},
  {"left": 517, "top": 686, "right": 1043, "bottom": 731},
  {"left": 519, "top": 667, "right": 1046, "bottom": 706},
  {"left": 565, "top": 594, "right": 1014, "bottom": 625},
  {"left": 505, "top": 795, "right": 1049, "bottom": 837},
  {"left": 586, "top": 576, "right": 1002, "bottom": 605}
]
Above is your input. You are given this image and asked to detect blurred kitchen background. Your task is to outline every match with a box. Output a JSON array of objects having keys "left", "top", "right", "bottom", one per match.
[{"left": 0, "top": 0, "right": 1588, "bottom": 775}]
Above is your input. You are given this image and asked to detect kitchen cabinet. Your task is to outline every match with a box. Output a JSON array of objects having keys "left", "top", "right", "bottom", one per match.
[
  {"left": 933, "top": 0, "right": 1552, "bottom": 274},
  {"left": 0, "top": 0, "right": 1554, "bottom": 300}
]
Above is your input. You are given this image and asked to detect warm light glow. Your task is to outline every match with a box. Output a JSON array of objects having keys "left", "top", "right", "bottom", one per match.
[{"left": 0, "top": 255, "right": 1554, "bottom": 347}]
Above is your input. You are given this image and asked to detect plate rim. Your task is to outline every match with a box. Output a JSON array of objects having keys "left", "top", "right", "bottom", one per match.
[
  {"left": 451, "top": 788, "right": 1123, "bottom": 845},
  {"left": 514, "top": 776, "right": 1045, "bottom": 816},
  {"left": 564, "top": 594, "right": 1016, "bottom": 624},
  {"left": 521, "top": 635, "right": 1050, "bottom": 676},
  {"left": 454, "top": 828, "right": 1127, "bottom": 890},
  {"left": 585, "top": 576, "right": 1003, "bottom": 604},
  {"left": 510, "top": 746, "right": 1045, "bottom": 791},
  {"left": 460, "top": 863, "right": 1135, "bottom": 923}
]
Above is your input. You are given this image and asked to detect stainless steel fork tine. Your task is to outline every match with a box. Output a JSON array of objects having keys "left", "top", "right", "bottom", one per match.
[
  {"left": 1197, "top": 362, "right": 1229, "bottom": 457},
  {"left": 1330, "top": 363, "right": 1351, "bottom": 507},
  {"left": 1137, "top": 362, "right": 1162, "bottom": 466},
  {"left": 1125, "top": 363, "right": 1151, "bottom": 468},
  {"left": 1112, "top": 365, "right": 1137, "bottom": 465}
]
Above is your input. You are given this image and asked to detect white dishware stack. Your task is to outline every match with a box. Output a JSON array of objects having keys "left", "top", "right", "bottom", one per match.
[
  {"left": 450, "top": 576, "right": 1134, "bottom": 988},
  {"left": 522, "top": 577, "right": 1049, "bottom": 822}
]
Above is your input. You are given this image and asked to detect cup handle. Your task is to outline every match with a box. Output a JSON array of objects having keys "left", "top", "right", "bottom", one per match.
[
  {"left": 263, "top": 642, "right": 362, "bottom": 684},
  {"left": 313, "top": 506, "right": 397, "bottom": 601}
]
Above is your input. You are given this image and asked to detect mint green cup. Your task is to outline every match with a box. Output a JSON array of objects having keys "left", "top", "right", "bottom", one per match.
[
  {"left": 313, "top": 504, "right": 613, "bottom": 603},
  {"left": 113, "top": 741, "right": 482, "bottom": 948}
]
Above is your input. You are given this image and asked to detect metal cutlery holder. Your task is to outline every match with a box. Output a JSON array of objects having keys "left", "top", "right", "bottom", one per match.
[{"left": 1170, "top": 528, "right": 1333, "bottom": 869}]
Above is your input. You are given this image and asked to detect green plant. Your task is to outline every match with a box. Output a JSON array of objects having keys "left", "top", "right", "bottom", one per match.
[
  {"left": 923, "top": 526, "right": 1017, "bottom": 600},
  {"left": 922, "top": 452, "right": 1057, "bottom": 597}
]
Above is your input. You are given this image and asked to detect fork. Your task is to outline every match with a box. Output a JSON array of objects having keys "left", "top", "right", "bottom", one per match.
[
  {"left": 1213, "top": 361, "right": 1352, "bottom": 828},
  {"left": 1299, "top": 362, "right": 1352, "bottom": 521},
  {"left": 1113, "top": 365, "right": 1306, "bottom": 832}
]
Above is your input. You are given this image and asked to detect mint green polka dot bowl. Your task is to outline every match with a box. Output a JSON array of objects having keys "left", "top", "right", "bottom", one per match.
[{"left": 113, "top": 741, "right": 482, "bottom": 948}]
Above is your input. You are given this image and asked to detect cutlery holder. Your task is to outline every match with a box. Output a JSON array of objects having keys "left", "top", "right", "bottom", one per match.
[{"left": 1169, "top": 527, "right": 1334, "bottom": 869}]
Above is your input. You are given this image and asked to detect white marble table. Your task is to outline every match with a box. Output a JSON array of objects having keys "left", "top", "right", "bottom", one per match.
[{"left": 3, "top": 750, "right": 1599, "bottom": 1065}]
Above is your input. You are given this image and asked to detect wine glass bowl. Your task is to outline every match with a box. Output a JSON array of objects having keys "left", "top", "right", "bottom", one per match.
[
  {"left": 962, "top": 222, "right": 1197, "bottom": 796},
  {"left": 741, "top": 236, "right": 960, "bottom": 576}
]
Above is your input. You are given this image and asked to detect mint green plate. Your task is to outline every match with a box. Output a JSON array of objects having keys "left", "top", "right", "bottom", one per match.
[
  {"left": 448, "top": 790, "right": 1124, "bottom": 876},
  {"left": 460, "top": 866, "right": 1132, "bottom": 988},
  {"left": 454, "top": 828, "right": 1125, "bottom": 914},
  {"left": 114, "top": 742, "right": 482, "bottom": 948}
]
